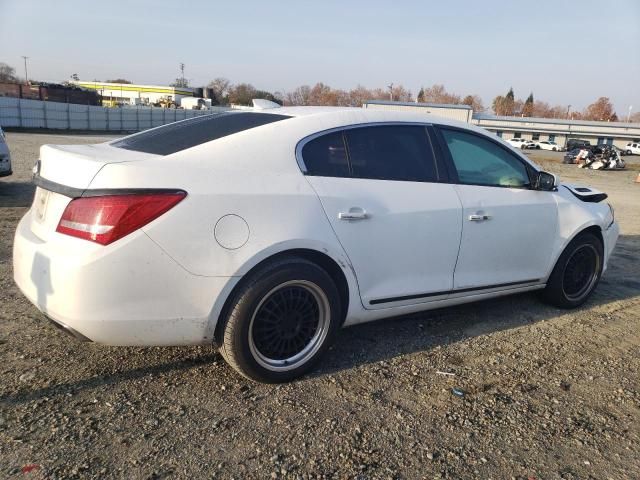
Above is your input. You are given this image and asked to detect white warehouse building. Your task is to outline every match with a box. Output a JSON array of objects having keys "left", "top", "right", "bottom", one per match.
[
  {"left": 363, "top": 100, "right": 473, "bottom": 123},
  {"left": 363, "top": 100, "right": 640, "bottom": 151}
]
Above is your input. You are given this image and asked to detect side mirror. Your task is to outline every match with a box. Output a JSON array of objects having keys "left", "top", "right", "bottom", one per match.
[{"left": 536, "top": 171, "right": 557, "bottom": 191}]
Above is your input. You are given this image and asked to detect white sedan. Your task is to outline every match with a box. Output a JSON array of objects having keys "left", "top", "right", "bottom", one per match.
[
  {"left": 506, "top": 138, "right": 536, "bottom": 149},
  {"left": 536, "top": 140, "right": 562, "bottom": 151},
  {"left": 14, "top": 107, "right": 619, "bottom": 382}
]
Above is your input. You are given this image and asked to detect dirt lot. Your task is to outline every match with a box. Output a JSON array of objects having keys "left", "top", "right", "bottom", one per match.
[{"left": 1, "top": 132, "right": 639, "bottom": 479}]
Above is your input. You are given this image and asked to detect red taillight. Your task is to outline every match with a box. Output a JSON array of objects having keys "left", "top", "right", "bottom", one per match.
[{"left": 56, "top": 192, "right": 186, "bottom": 245}]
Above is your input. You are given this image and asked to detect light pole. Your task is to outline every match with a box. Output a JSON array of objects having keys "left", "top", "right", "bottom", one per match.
[
  {"left": 566, "top": 104, "right": 571, "bottom": 119},
  {"left": 628, "top": 105, "right": 633, "bottom": 123},
  {"left": 387, "top": 83, "right": 393, "bottom": 101},
  {"left": 21, "top": 56, "right": 29, "bottom": 84}
]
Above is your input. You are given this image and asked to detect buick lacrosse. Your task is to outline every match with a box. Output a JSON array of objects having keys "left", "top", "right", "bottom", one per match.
[{"left": 14, "top": 106, "right": 619, "bottom": 382}]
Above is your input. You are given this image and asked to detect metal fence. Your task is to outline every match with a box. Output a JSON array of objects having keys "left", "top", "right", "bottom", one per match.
[{"left": 0, "top": 97, "right": 231, "bottom": 132}]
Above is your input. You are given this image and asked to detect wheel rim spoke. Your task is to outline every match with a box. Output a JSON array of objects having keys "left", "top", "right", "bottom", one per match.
[
  {"left": 249, "top": 282, "right": 329, "bottom": 367},
  {"left": 562, "top": 245, "right": 598, "bottom": 299}
]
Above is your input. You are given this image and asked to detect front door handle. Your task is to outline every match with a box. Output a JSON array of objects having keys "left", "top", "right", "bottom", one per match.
[
  {"left": 469, "top": 214, "right": 491, "bottom": 221},
  {"left": 339, "top": 208, "right": 368, "bottom": 221}
]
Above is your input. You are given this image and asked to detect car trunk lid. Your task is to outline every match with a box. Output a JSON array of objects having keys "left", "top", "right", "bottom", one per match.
[{"left": 30, "top": 143, "right": 157, "bottom": 241}]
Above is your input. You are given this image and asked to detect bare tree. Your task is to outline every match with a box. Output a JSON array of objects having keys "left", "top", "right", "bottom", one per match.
[
  {"left": 106, "top": 78, "right": 132, "bottom": 84},
  {"left": 285, "top": 85, "right": 312, "bottom": 106},
  {"left": 228, "top": 83, "right": 257, "bottom": 106},
  {"left": 207, "top": 77, "right": 231, "bottom": 103},
  {"left": 0, "top": 62, "right": 19, "bottom": 83},
  {"left": 462, "top": 94, "right": 484, "bottom": 112},
  {"left": 420, "top": 84, "right": 460, "bottom": 104},
  {"left": 583, "top": 97, "right": 617, "bottom": 121}
]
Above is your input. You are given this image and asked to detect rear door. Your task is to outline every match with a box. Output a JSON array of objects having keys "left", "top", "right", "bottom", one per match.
[
  {"left": 434, "top": 126, "right": 558, "bottom": 290},
  {"left": 300, "top": 124, "right": 462, "bottom": 308}
]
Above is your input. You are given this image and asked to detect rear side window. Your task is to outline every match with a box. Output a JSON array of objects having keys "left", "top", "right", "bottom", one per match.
[
  {"left": 345, "top": 126, "right": 437, "bottom": 182},
  {"left": 301, "top": 131, "right": 350, "bottom": 177},
  {"left": 440, "top": 128, "right": 530, "bottom": 188},
  {"left": 112, "top": 112, "right": 290, "bottom": 155}
]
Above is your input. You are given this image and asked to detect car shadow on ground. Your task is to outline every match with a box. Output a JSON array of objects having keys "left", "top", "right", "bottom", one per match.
[
  {"left": 1, "top": 235, "right": 638, "bottom": 405},
  {"left": 0, "top": 181, "right": 35, "bottom": 208},
  {"left": 315, "top": 233, "right": 640, "bottom": 377}
]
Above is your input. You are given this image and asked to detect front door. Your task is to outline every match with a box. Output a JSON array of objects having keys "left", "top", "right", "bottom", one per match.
[{"left": 436, "top": 127, "right": 558, "bottom": 289}]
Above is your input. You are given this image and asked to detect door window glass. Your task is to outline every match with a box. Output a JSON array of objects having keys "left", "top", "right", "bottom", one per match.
[
  {"left": 301, "top": 131, "right": 350, "bottom": 177},
  {"left": 345, "top": 126, "right": 437, "bottom": 182},
  {"left": 440, "top": 128, "right": 531, "bottom": 188}
]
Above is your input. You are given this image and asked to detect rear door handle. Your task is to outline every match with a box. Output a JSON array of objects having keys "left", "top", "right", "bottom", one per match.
[
  {"left": 469, "top": 214, "right": 491, "bottom": 221},
  {"left": 339, "top": 208, "right": 368, "bottom": 221}
]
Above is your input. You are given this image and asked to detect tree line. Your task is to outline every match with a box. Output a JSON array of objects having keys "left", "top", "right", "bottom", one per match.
[{"left": 1, "top": 61, "right": 637, "bottom": 122}]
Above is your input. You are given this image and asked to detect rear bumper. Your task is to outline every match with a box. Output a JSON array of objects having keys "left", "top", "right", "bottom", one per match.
[
  {"left": 13, "top": 210, "right": 234, "bottom": 346},
  {"left": 0, "top": 169, "right": 12, "bottom": 177}
]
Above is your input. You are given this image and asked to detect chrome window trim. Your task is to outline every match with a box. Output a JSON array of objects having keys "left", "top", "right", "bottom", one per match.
[{"left": 294, "top": 121, "right": 433, "bottom": 175}]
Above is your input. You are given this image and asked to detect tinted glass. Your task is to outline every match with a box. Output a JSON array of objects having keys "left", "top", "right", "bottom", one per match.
[
  {"left": 112, "top": 112, "right": 290, "bottom": 155},
  {"left": 301, "top": 131, "right": 350, "bottom": 177},
  {"left": 441, "top": 128, "right": 530, "bottom": 188},
  {"left": 345, "top": 126, "right": 437, "bottom": 182}
]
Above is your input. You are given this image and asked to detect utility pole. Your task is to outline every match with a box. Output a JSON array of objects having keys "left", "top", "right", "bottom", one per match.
[
  {"left": 628, "top": 105, "right": 633, "bottom": 123},
  {"left": 21, "top": 56, "right": 29, "bottom": 84},
  {"left": 387, "top": 83, "right": 393, "bottom": 101},
  {"left": 566, "top": 104, "right": 571, "bottom": 119},
  {"left": 180, "top": 63, "right": 185, "bottom": 87}
]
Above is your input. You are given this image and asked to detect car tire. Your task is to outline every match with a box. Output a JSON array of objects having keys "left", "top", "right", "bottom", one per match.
[
  {"left": 541, "top": 232, "right": 603, "bottom": 309},
  {"left": 626, "top": 150, "right": 632, "bottom": 155},
  {"left": 536, "top": 145, "right": 541, "bottom": 149},
  {"left": 552, "top": 147, "right": 557, "bottom": 151},
  {"left": 219, "top": 257, "right": 342, "bottom": 383}
]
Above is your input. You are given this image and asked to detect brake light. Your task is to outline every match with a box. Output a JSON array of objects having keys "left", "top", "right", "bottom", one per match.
[{"left": 56, "top": 191, "right": 186, "bottom": 245}]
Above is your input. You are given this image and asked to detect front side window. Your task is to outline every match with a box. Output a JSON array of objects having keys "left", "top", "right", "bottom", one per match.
[
  {"left": 301, "top": 131, "right": 349, "bottom": 177},
  {"left": 344, "top": 126, "right": 437, "bottom": 182},
  {"left": 440, "top": 128, "right": 531, "bottom": 188}
]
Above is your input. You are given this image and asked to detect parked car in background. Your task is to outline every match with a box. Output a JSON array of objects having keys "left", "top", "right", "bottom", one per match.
[
  {"left": 13, "top": 107, "right": 619, "bottom": 382},
  {"left": 536, "top": 141, "right": 563, "bottom": 151},
  {"left": 506, "top": 138, "right": 536, "bottom": 149},
  {"left": 624, "top": 142, "right": 640, "bottom": 155},
  {"left": 567, "top": 139, "right": 591, "bottom": 151},
  {"left": 0, "top": 127, "right": 12, "bottom": 178}
]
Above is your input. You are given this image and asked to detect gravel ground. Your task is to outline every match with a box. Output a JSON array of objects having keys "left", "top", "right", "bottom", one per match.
[{"left": 1, "top": 132, "right": 639, "bottom": 479}]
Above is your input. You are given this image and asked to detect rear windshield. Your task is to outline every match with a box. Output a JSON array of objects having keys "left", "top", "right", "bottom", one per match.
[{"left": 111, "top": 111, "right": 290, "bottom": 155}]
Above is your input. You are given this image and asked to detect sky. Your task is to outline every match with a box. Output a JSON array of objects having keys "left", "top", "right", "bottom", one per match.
[{"left": 1, "top": 0, "right": 638, "bottom": 115}]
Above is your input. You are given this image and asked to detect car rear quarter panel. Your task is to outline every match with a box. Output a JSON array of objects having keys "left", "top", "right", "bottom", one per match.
[{"left": 88, "top": 118, "right": 361, "bottom": 303}]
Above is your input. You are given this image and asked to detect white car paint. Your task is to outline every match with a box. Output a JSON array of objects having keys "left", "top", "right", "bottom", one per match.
[
  {"left": 13, "top": 107, "right": 619, "bottom": 346},
  {"left": 506, "top": 138, "right": 535, "bottom": 149},
  {"left": 625, "top": 142, "right": 640, "bottom": 155},
  {"left": 536, "top": 141, "right": 562, "bottom": 151},
  {"left": 0, "top": 127, "right": 12, "bottom": 177}
]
